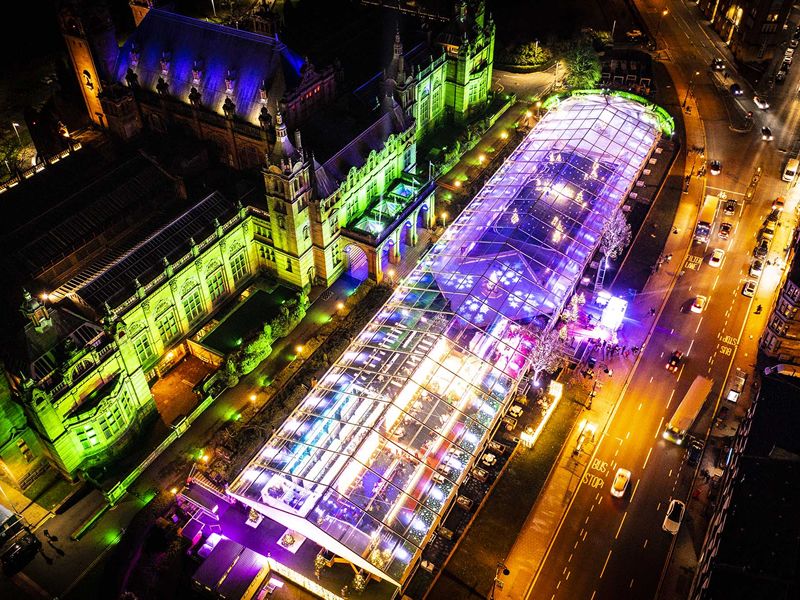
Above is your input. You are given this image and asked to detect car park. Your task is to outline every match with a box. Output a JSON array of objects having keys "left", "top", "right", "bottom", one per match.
[
  {"left": 687, "top": 440, "right": 704, "bottom": 466},
  {"left": 666, "top": 350, "right": 683, "bottom": 372},
  {"left": 709, "top": 248, "right": 725, "bottom": 267},
  {"left": 742, "top": 279, "right": 757, "bottom": 297},
  {"left": 691, "top": 295, "right": 707, "bottom": 313},
  {"left": 611, "top": 468, "right": 632, "bottom": 498},
  {"left": 662, "top": 499, "right": 686, "bottom": 534},
  {"left": 481, "top": 452, "right": 497, "bottom": 467},
  {"left": 723, "top": 198, "right": 737, "bottom": 216},
  {"left": 761, "top": 126, "right": 773, "bottom": 140},
  {"left": 750, "top": 259, "right": 764, "bottom": 278},
  {"left": 709, "top": 160, "right": 722, "bottom": 175},
  {"left": 772, "top": 196, "right": 785, "bottom": 211},
  {"left": 508, "top": 404, "right": 523, "bottom": 418},
  {"left": 754, "top": 95, "right": 770, "bottom": 109},
  {"left": 730, "top": 83, "right": 743, "bottom": 96},
  {"left": 718, "top": 222, "right": 732, "bottom": 239}
]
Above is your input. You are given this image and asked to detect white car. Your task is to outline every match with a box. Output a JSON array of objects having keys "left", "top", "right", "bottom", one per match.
[
  {"left": 611, "top": 468, "right": 631, "bottom": 498},
  {"left": 662, "top": 499, "right": 685, "bottom": 534},
  {"left": 508, "top": 405, "right": 524, "bottom": 418},
  {"left": 742, "top": 280, "right": 757, "bottom": 297},
  {"left": 754, "top": 95, "right": 770, "bottom": 110},
  {"left": 691, "top": 295, "right": 707, "bottom": 313},
  {"left": 481, "top": 452, "right": 497, "bottom": 467},
  {"left": 708, "top": 248, "right": 725, "bottom": 267},
  {"left": 749, "top": 260, "right": 764, "bottom": 278}
]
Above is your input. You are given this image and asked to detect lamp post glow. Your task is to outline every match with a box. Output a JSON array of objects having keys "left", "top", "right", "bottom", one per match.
[
  {"left": 11, "top": 122, "right": 21, "bottom": 143},
  {"left": 441, "top": 211, "right": 448, "bottom": 228},
  {"left": 210, "top": 0, "right": 216, "bottom": 17},
  {"left": 655, "top": 9, "right": 669, "bottom": 50},
  {"left": 683, "top": 71, "right": 700, "bottom": 108}
]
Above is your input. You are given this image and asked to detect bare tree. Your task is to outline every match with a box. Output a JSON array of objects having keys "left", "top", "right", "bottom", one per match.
[
  {"left": 528, "top": 329, "right": 564, "bottom": 385},
  {"left": 596, "top": 210, "right": 632, "bottom": 290}
]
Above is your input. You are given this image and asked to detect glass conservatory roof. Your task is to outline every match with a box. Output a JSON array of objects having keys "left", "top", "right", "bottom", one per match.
[{"left": 228, "top": 94, "right": 661, "bottom": 587}]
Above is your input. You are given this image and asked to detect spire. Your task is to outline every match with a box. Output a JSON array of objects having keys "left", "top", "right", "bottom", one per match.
[
  {"left": 393, "top": 24, "right": 403, "bottom": 59},
  {"left": 269, "top": 112, "right": 298, "bottom": 168}
]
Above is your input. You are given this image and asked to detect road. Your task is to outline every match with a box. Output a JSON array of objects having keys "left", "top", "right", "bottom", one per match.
[{"left": 527, "top": 1, "right": 799, "bottom": 599}]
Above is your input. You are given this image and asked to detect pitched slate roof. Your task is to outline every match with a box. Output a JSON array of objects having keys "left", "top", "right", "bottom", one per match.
[
  {"left": 311, "top": 101, "right": 413, "bottom": 198},
  {"left": 116, "top": 9, "right": 304, "bottom": 125}
]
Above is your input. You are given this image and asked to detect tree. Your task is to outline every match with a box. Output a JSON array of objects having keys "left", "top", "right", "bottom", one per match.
[
  {"left": 528, "top": 329, "right": 564, "bottom": 385},
  {"left": 600, "top": 210, "right": 632, "bottom": 264},
  {"left": 563, "top": 41, "right": 601, "bottom": 89},
  {"left": 0, "top": 129, "right": 22, "bottom": 177}
]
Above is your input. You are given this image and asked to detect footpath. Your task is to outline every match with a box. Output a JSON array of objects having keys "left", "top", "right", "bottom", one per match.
[{"left": 495, "top": 60, "right": 709, "bottom": 599}]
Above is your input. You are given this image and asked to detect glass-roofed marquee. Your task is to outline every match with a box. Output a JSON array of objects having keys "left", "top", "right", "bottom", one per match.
[{"left": 229, "top": 93, "right": 666, "bottom": 590}]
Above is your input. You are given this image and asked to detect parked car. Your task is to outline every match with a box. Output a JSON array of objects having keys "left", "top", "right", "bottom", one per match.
[
  {"left": 742, "top": 279, "right": 757, "bottom": 297},
  {"left": 625, "top": 29, "right": 644, "bottom": 42},
  {"left": 471, "top": 467, "right": 489, "bottom": 483},
  {"left": 793, "top": 38, "right": 800, "bottom": 47},
  {"left": 691, "top": 295, "right": 707, "bottom": 313},
  {"left": 611, "top": 468, "right": 631, "bottom": 498},
  {"left": 709, "top": 160, "right": 722, "bottom": 175},
  {"left": 754, "top": 239, "right": 769, "bottom": 259},
  {"left": 766, "top": 209, "right": 779, "bottom": 224},
  {"left": 687, "top": 440, "right": 704, "bottom": 466},
  {"left": 481, "top": 452, "right": 497, "bottom": 467},
  {"left": 718, "top": 222, "right": 732, "bottom": 239},
  {"left": 662, "top": 499, "right": 686, "bottom": 535},
  {"left": 750, "top": 259, "right": 764, "bottom": 278},
  {"left": 723, "top": 198, "right": 737, "bottom": 216},
  {"left": 754, "top": 95, "right": 770, "bottom": 109},
  {"left": 1, "top": 533, "right": 41, "bottom": 574},
  {"left": 786, "top": 47, "right": 795, "bottom": 59},
  {"left": 730, "top": 83, "right": 743, "bottom": 96},
  {"left": 508, "top": 405, "right": 524, "bottom": 418},
  {"left": 709, "top": 248, "right": 725, "bottom": 267},
  {"left": 456, "top": 495, "right": 474, "bottom": 510},
  {"left": 760, "top": 225, "right": 775, "bottom": 241},
  {"left": 761, "top": 126, "right": 774, "bottom": 140},
  {"left": 776, "top": 70, "right": 786, "bottom": 84},
  {"left": 666, "top": 350, "right": 683, "bottom": 372}
]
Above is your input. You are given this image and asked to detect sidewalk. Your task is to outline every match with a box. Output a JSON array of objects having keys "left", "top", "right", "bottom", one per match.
[{"left": 495, "top": 57, "right": 709, "bottom": 599}]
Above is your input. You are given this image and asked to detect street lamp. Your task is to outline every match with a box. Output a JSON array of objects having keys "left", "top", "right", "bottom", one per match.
[
  {"left": 489, "top": 562, "right": 510, "bottom": 599},
  {"left": 441, "top": 211, "right": 448, "bottom": 228},
  {"left": 11, "top": 122, "right": 21, "bottom": 143},
  {"left": 683, "top": 71, "right": 701, "bottom": 108},
  {"left": 654, "top": 9, "right": 669, "bottom": 50},
  {"left": 210, "top": 0, "right": 217, "bottom": 18},
  {"left": 535, "top": 100, "right": 542, "bottom": 118}
]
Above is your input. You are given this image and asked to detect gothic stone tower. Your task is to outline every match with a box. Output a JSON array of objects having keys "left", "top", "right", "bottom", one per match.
[
  {"left": 58, "top": 0, "right": 120, "bottom": 129},
  {"left": 264, "top": 114, "right": 316, "bottom": 288}
]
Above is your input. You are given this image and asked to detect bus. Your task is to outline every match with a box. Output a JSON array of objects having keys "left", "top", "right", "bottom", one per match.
[
  {"left": 693, "top": 197, "right": 717, "bottom": 243},
  {"left": 663, "top": 375, "right": 713, "bottom": 444}
]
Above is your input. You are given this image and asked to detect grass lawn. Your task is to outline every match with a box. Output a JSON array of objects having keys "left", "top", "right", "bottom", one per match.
[{"left": 200, "top": 286, "right": 294, "bottom": 354}]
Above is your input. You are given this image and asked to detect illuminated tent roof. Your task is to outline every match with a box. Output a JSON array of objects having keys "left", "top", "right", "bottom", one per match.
[{"left": 229, "top": 94, "right": 661, "bottom": 587}]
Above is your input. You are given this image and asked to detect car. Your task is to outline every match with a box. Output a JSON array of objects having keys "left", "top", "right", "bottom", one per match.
[
  {"left": 792, "top": 39, "right": 799, "bottom": 49},
  {"left": 708, "top": 248, "right": 725, "bottom": 267},
  {"left": 750, "top": 259, "right": 764, "bottom": 278},
  {"left": 718, "top": 222, "right": 732, "bottom": 239},
  {"left": 772, "top": 196, "right": 785, "bottom": 211},
  {"left": 481, "top": 452, "right": 497, "bottom": 467},
  {"left": 754, "top": 95, "right": 770, "bottom": 109},
  {"left": 691, "top": 295, "right": 707, "bottom": 313},
  {"left": 625, "top": 29, "right": 644, "bottom": 42},
  {"left": 754, "top": 239, "right": 769, "bottom": 259},
  {"left": 662, "top": 499, "right": 686, "bottom": 535},
  {"left": 508, "top": 404, "right": 523, "bottom": 418},
  {"left": 709, "top": 160, "right": 722, "bottom": 175},
  {"left": 488, "top": 440, "right": 507, "bottom": 455},
  {"left": 502, "top": 416, "right": 517, "bottom": 431},
  {"left": 687, "top": 440, "right": 705, "bottom": 466},
  {"left": 666, "top": 350, "right": 683, "bottom": 372},
  {"left": 784, "top": 56, "right": 793, "bottom": 68},
  {"left": 611, "top": 468, "right": 632, "bottom": 498},
  {"left": 776, "top": 70, "right": 787, "bottom": 84},
  {"left": 786, "top": 47, "right": 795, "bottom": 59},
  {"left": 723, "top": 198, "right": 737, "bottom": 215},
  {"left": 794, "top": 28, "right": 800, "bottom": 40},
  {"left": 711, "top": 57, "right": 725, "bottom": 71},
  {"left": 781, "top": 60, "right": 790, "bottom": 73},
  {"left": 742, "top": 279, "right": 757, "bottom": 297},
  {"left": 456, "top": 495, "right": 474, "bottom": 510},
  {"left": 730, "top": 82, "right": 743, "bottom": 96},
  {"left": 471, "top": 467, "right": 489, "bottom": 482},
  {"left": 1, "top": 533, "right": 41, "bottom": 574},
  {"left": 762, "top": 126, "right": 774, "bottom": 140},
  {"left": 766, "top": 209, "right": 779, "bottom": 224},
  {"left": 760, "top": 225, "right": 775, "bottom": 241}
]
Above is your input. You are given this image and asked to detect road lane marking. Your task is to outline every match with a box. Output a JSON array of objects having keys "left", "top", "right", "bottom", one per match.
[
  {"left": 574, "top": 541, "right": 579, "bottom": 549},
  {"left": 585, "top": 516, "right": 590, "bottom": 524},
  {"left": 615, "top": 512, "right": 627, "bottom": 539},
  {"left": 630, "top": 578, "right": 635, "bottom": 589},
  {"left": 626, "top": 431, "right": 631, "bottom": 439},
  {"left": 655, "top": 417, "right": 664, "bottom": 439},
  {"left": 657, "top": 502, "right": 662, "bottom": 511},
  {"left": 582, "top": 530, "right": 587, "bottom": 541},
  {"left": 695, "top": 317, "right": 704, "bottom": 333},
  {"left": 591, "top": 591, "right": 597, "bottom": 600},
  {"left": 668, "top": 469, "right": 673, "bottom": 477},
  {"left": 563, "top": 566, "right": 568, "bottom": 575},
  {"left": 565, "top": 571, "right": 571, "bottom": 581},
  {"left": 568, "top": 553, "right": 573, "bottom": 562},
  {"left": 643, "top": 538, "right": 648, "bottom": 548},
  {"left": 643, "top": 447, "right": 653, "bottom": 469},
  {"left": 631, "top": 479, "right": 640, "bottom": 501},
  {"left": 687, "top": 339, "right": 695, "bottom": 355},
  {"left": 600, "top": 550, "right": 612, "bottom": 578},
  {"left": 666, "top": 389, "right": 676, "bottom": 409},
  {"left": 638, "top": 402, "right": 643, "bottom": 411}
]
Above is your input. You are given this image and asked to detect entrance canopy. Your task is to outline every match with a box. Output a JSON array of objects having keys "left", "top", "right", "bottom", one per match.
[{"left": 229, "top": 94, "right": 661, "bottom": 587}]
